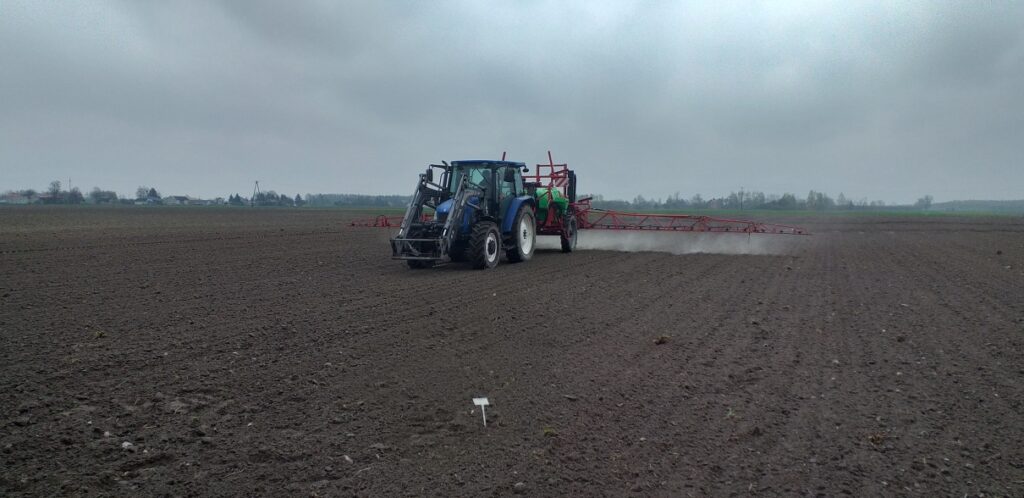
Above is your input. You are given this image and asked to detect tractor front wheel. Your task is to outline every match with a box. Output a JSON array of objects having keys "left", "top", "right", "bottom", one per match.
[
  {"left": 448, "top": 241, "right": 468, "bottom": 262},
  {"left": 506, "top": 207, "right": 536, "bottom": 263},
  {"left": 469, "top": 221, "right": 501, "bottom": 269}
]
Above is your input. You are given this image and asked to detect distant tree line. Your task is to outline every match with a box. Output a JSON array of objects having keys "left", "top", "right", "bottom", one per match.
[
  {"left": 589, "top": 190, "right": 937, "bottom": 211},
  {"left": 242, "top": 191, "right": 305, "bottom": 207},
  {"left": 135, "top": 186, "right": 162, "bottom": 203},
  {"left": 6, "top": 180, "right": 89, "bottom": 204},
  {"left": 295, "top": 190, "right": 938, "bottom": 211},
  {"left": 0, "top": 180, "right": 950, "bottom": 212},
  {"left": 304, "top": 193, "right": 410, "bottom": 208},
  {"left": 930, "top": 199, "right": 1024, "bottom": 213},
  {"left": 0, "top": 180, "right": 309, "bottom": 207}
]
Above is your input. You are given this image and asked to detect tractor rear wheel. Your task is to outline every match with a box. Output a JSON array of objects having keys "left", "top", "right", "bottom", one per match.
[
  {"left": 560, "top": 215, "right": 578, "bottom": 253},
  {"left": 506, "top": 207, "right": 536, "bottom": 263},
  {"left": 468, "top": 221, "right": 501, "bottom": 269}
]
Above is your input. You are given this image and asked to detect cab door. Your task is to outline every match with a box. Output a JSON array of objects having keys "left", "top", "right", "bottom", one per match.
[{"left": 498, "top": 166, "right": 517, "bottom": 222}]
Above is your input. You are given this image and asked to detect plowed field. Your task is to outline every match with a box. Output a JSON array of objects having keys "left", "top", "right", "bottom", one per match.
[{"left": 2, "top": 207, "right": 1022, "bottom": 496}]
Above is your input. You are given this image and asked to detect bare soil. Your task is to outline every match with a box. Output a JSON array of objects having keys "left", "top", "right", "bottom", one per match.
[{"left": 2, "top": 206, "right": 1023, "bottom": 496}]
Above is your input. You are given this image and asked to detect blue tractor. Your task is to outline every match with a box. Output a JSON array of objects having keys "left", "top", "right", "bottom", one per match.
[{"left": 390, "top": 160, "right": 540, "bottom": 269}]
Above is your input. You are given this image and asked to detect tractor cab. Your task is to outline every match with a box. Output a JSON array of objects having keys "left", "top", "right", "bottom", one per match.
[{"left": 436, "top": 161, "right": 527, "bottom": 222}]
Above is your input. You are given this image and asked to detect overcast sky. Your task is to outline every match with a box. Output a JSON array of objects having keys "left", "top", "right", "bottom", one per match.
[{"left": 2, "top": 1, "right": 1022, "bottom": 203}]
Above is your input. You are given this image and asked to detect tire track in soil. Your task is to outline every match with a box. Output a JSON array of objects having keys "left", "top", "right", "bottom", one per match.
[
  {"left": 778, "top": 230, "right": 1024, "bottom": 496},
  {"left": 858, "top": 232, "right": 1024, "bottom": 496},
  {"left": 746, "top": 232, "right": 885, "bottom": 496},
  {"left": 197, "top": 249, "right": 645, "bottom": 495},
  {"left": 16, "top": 238, "right": 622, "bottom": 493},
  {"left": 280, "top": 251, "right": 732, "bottom": 495},
  {"left": 491, "top": 253, "right": 762, "bottom": 495},
  {"left": 626, "top": 249, "right": 832, "bottom": 497}
]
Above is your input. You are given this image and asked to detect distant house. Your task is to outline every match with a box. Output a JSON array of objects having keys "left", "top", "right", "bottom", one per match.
[{"left": 164, "top": 195, "right": 190, "bottom": 206}]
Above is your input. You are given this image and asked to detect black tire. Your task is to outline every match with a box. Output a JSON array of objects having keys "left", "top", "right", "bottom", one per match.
[
  {"left": 448, "top": 241, "right": 468, "bottom": 262},
  {"left": 468, "top": 221, "right": 501, "bottom": 269},
  {"left": 404, "top": 227, "right": 436, "bottom": 269},
  {"left": 560, "top": 215, "right": 578, "bottom": 253},
  {"left": 506, "top": 207, "right": 536, "bottom": 263}
]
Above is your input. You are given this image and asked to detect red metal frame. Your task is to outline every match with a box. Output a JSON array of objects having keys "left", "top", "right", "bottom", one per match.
[
  {"left": 529, "top": 151, "right": 572, "bottom": 191},
  {"left": 529, "top": 151, "right": 576, "bottom": 236}
]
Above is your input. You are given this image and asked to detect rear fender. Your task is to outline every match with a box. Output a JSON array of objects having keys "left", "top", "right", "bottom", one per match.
[{"left": 501, "top": 196, "right": 536, "bottom": 234}]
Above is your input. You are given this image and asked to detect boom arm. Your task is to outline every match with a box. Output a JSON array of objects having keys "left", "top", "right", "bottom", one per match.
[{"left": 573, "top": 203, "right": 807, "bottom": 235}]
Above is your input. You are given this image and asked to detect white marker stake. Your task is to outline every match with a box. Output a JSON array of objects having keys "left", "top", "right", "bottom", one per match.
[{"left": 473, "top": 397, "right": 490, "bottom": 427}]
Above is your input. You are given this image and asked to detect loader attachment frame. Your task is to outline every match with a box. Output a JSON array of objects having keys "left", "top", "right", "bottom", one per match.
[{"left": 390, "top": 173, "right": 480, "bottom": 261}]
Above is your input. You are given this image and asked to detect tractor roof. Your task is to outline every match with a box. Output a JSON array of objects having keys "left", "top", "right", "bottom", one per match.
[{"left": 451, "top": 160, "right": 527, "bottom": 168}]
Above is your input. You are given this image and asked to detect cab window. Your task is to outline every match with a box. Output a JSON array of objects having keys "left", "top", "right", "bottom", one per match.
[
  {"left": 499, "top": 167, "right": 516, "bottom": 198},
  {"left": 450, "top": 166, "right": 493, "bottom": 193}
]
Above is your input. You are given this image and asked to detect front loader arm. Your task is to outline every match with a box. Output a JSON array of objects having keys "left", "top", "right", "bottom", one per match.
[
  {"left": 439, "top": 176, "right": 481, "bottom": 254},
  {"left": 396, "top": 174, "right": 429, "bottom": 239}
]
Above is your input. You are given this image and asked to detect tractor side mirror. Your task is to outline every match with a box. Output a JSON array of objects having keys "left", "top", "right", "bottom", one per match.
[
  {"left": 426, "top": 168, "right": 434, "bottom": 183},
  {"left": 503, "top": 167, "right": 516, "bottom": 183}
]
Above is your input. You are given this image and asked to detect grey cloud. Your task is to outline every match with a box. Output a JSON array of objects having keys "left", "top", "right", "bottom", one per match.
[{"left": 1, "top": 1, "right": 1022, "bottom": 202}]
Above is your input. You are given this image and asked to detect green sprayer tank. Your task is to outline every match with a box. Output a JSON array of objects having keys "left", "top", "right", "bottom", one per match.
[{"left": 534, "top": 187, "right": 569, "bottom": 223}]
